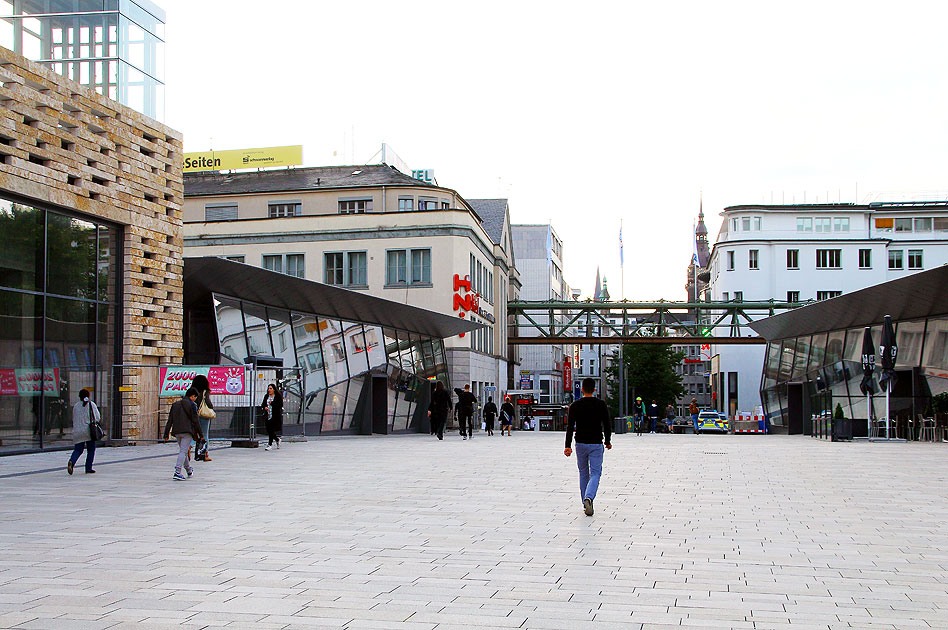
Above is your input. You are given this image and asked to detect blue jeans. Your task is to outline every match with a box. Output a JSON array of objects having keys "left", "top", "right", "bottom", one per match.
[
  {"left": 69, "top": 440, "right": 96, "bottom": 472},
  {"left": 691, "top": 414, "right": 699, "bottom": 431},
  {"left": 575, "top": 442, "right": 604, "bottom": 502}
]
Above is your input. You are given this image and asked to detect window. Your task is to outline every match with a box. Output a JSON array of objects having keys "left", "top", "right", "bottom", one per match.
[
  {"left": 734, "top": 291, "right": 743, "bottom": 302},
  {"left": 224, "top": 255, "right": 244, "bottom": 263},
  {"left": 397, "top": 197, "right": 413, "bottom": 211},
  {"left": 347, "top": 251, "right": 367, "bottom": 286},
  {"left": 268, "top": 202, "right": 301, "bottom": 218},
  {"left": 874, "top": 217, "right": 893, "bottom": 232},
  {"left": 264, "top": 253, "right": 305, "bottom": 278},
  {"left": 786, "top": 249, "right": 798, "bottom": 269},
  {"left": 888, "top": 250, "right": 903, "bottom": 270},
  {"left": 748, "top": 249, "right": 759, "bottom": 270},
  {"left": 410, "top": 249, "right": 431, "bottom": 283},
  {"left": 908, "top": 249, "right": 923, "bottom": 270},
  {"left": 324, "top": 253, "right": 343, "bottom": 285},
  {"left": 797, "top": 217, "right": 813, "bottom": 232},
  {"left": 387, "top": 250, "right": 407, "bottom": 284},
  {"left": 935, "top": 218, "right": 948, "bottom": 232},
  {"left": 732, "top": 218, "right": 739, "bottom": 232},
  {"left": 815, "top": 218, "right": 831, "bottom": 233},
  {"left": 753, "top": 216, "right": 761, "bottom": 230},
  {"left": 338, "top": 199, "right": 372, "bottom": 214},
  {"left": 726, "top": 251, "right": 734, "bottom": 270},
  {"left": 833, "top": 217, "right": 850, "bottom": 232},
  {"left": 441, "top": 201, "right": 449, "bottom": 209},
  {"left": 787, "top": 291, "right": 799, "bottom": 303},
  {"left": 815, "top": 249, "right": 841, "bottom": 269},
  {"left": 742, "top": 217, "right": 751, "bottom": 231},
  {"left": 915, "top": 218, "right": 932, "bottom": 232},
  {"left": 205, "top": 203, "right": 237, "bottom": 221},
  {"left": 894, "top": 218, "right": 913, "bottom": 232},
  {"left": 418, "top": 198, "right": 437, "bottom": 210},
  {"left": 722, "top": 292, "right": 729, "bottom": 301},
  {"left": 817, "top": 291, "right": 842, "bottom": 301},
  {"left": 858, "top": 249, "right": 871, "bottom": 269}
]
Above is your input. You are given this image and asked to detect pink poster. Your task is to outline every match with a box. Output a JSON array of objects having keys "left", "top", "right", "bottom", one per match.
[{"left": 158, "top": 366, "right": 246, "bottom": 397}]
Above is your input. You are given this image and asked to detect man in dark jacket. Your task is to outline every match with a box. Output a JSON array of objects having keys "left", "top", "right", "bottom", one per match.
[
  {"left": 427, "top": 380, "right": 452, "bottom": 440},
  {"left": 564, "top": 378, "right": 612, "bottom": 516},
  {"left": 648, "top": 400, "right": 661, "bottom": 433},
  {"left": 482, "top": 396, "right": 497, "bottom": 436},
  {"left": 455, "top": 384, "right": 478, "bottom": 440},
  {"left": 500, "top": 397, "right": 515, "bottom": 436},
  {"left": 164, "top": 388, "right": 203, "bottom": 480}
]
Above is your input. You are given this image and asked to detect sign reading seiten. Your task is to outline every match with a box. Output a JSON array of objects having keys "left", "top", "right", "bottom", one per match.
[{"left": 183, "top": 145, "right": 303, "bottom": 172}]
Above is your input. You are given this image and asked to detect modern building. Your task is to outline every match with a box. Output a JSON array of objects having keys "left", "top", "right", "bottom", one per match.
[
  {"left": 183, "top": 257, "right": 476, "bottom": 438},
  {"left": 706, "top": 201, "right": 948, "bottom": 417},
  {"left": 511, "top": 223, "right": 570, "bottom": 404},
  {"left": 0, "top": 0, "right": 165, "bottom": 120},
  {"left": 0, "top": 45, "right": 182, "bottom": 453},
  {"left": 182, "top": 167, "right": 519, "bottom": 410},
  {"left": 749, "top": 265, "right": 948, "bottom": 435}
]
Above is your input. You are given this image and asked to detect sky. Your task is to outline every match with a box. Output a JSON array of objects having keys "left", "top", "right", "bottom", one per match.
[{"left": 161, "top": 1, "right": 948, "bottom": 301}]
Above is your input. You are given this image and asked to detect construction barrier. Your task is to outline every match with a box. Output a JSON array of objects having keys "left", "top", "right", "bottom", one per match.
[{"left": 732, "top": 411, "right": 767, "bottom": 434}]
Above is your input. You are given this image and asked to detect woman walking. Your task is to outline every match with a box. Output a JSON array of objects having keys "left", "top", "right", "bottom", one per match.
[
  {"left": 190, "top": 374, "right": 214, "bottom": 461},
  {"left": 261, "top": 383, "right": 283, "bottom": 451},
  {"left": 67, "top": 389, "right": 100, "bottom": 475}
]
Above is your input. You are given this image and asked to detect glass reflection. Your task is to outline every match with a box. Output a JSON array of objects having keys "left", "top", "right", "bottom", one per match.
[
  {"left": 46, "top": 213, "right": 97, "bottom": 300},
  {"left": 214, "top": 295, "right": 247, "bottom": 365},
  {"left": 322, "top": 382, "right": 347, "bottom": 431},
  {"left": 243, "top": 302, "right": 270, "bottom": 357},
  {"left": 342, "top": 320, "right": 369, "bottom": 378},
  {"left": 0, "top": 200, "right": 44, "bottom": 292},
  {"left": 321, "top": 319, "right": 348, "bottom": 385}
]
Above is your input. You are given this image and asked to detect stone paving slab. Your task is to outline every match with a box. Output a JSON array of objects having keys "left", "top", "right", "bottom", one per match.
[{"left": 2, "top": 432, "right": 948, "bottom": 629}]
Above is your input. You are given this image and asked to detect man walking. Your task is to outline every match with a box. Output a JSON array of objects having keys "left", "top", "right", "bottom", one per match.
[
  {"left": 689, "top": 398, "right": 700, "bottom": 433},
  {"left": 427, "top": 380, "right": 452, "bottom": 440},
  {"left": 455, "top": 384, "right": 477, "bottom": 440},
  {"left": 500, "top": 396, "right": 515, "bottom": 436},
  {"left": 483, "top": 396, "right": 497, "bottom": 436},
  {"left": 648, "top": 399, "right": 660, "bottom": 433},
  {"left": 163, "top": 388, "right": 204, "bottom": 481},
  {"left": 564, "top": 378, "right": 612, "bottom": 516}
]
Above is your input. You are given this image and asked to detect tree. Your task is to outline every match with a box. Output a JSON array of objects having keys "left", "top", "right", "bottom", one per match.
[{"left": 603, "top": 343, "right": 685, "bottom": 418}]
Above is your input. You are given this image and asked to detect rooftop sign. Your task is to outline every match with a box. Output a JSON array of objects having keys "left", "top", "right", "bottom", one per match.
[{"left": 184, "top": 145, "right": 303, "bottom": 172}]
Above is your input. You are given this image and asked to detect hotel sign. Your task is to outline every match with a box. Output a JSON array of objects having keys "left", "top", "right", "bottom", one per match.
[{"left": 183, "top": 145, "right": 303, "bottom": 172}]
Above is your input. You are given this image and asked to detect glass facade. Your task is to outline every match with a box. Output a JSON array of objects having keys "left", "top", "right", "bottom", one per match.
[
  {"left": 761, "top": 316, "right": 948, "bottom": 434},
  {"left": 0, "top": 197, "right": 119, "bottom": 452},
  {"left": 209, "top": 293, "right": 448, "bottom": 435},
  {"left": 0, "top": 0, "right": 166, "bottom": 120}
]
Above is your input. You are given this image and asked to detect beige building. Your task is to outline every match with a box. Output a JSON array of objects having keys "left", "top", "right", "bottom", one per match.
[
  {"left": 0, "top": 47, "right": 183, "bottom": 453},
  {"left": 182, "top": 166, "right": 519, "bottom": 407}
]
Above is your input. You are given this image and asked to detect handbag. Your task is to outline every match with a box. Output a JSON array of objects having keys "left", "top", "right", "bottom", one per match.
[
  {"left": 198, "top": 398, "right": 216, "bottom": 419},
  {"left": 89, "top": 406, "right": 105, "bottom": 441}
]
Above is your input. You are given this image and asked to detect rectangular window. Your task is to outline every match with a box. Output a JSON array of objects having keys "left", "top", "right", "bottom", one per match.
[
  {"left": 338, "top": 199, "right": 372, "bottom": 214},
  {"left": 742, "top": 217, "right": 751, "bottom": 231},
  {"left": 262, "top": 254, "right": 282, "bottom": 274},
  {"left": 268, "top": 202, "right": 301, "bottom": 218},
  {"left": 817, "top": 291, "right": 842, "bottom": 301},
  {"left": 205, "top": 203, "right": 237, "bottom": 221},
  {"left": 722, "top": 292, "right": 729, "bottom": 301},
  {"left": 908, "top": 249, "right": 923, "bottom": 270},
  {"left": 386, "top": 250, "right": 407, "bottom": 285},
  {"left": 815, "top": 249, "right": 841, "bottom": 269},
  {"left": 894, "top": 218, "right": 913, "bottom": 232},
  {"left": 858, "top": 249, "right": 871, "bottom": 269},
  {"left": 732, "top": 218, "right": 739, "bottom": 232},
  {"left": 787, "top": 291, "right": 799, "bottom": 303},
  {"left": 347, "top": 251, "right": 367, "bottom": 286},
  {"left": 815, "top": 218, "right": 831, "bottom": 233},
  {"left": 888, "top": 250, "right": 903, "bottom": 270},
  {"left": 410, "top": 249, "right": 431, "bottom": 284},
  {"left": 419, "top": 197, "right": 438, "bottom": 211},
  {"left": 748, "top": 249, "right": 759, "bottom": 270},
  {"left": 833, "top": 217, "right": 850, "bottom": 232},
  {"left": 397, "top": 197, "right": 413, "bottom": 211},
  {"left": 263, "top": 253, "right": 304, "bottom": 278},
  {"left": 875, "top": 217, "right": 893, "bottom": 232},
  {"left": 734, "top": 291, "right": 743, "bottom": 302},
  {"left": 324, "top": 253, "right": 343, "bottom": 285},
  {"left": 797, "top": 217, "right": 813, "bottom": 232},
  {"left": 786, "top": 249, "right": 798, "bottom": 269},
  {"left": 915, "top": 217, "right": 932, "bottom": 232},
  {"left": 726, "top": 251, "right": 734, "bottom": 271},
  {"left": 934, "top": 217, "right": 948, "bottom": 231},
  {"left": 441, "top": 201, "right": 450, "bottom": 209},
  {"left": 753, "top": 216, "right": 761, "bottom": 230}
]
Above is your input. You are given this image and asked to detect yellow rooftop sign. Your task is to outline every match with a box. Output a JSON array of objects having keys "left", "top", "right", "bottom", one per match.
[{"left": 184, "top": 145, "right": 303, "bottom": 172}]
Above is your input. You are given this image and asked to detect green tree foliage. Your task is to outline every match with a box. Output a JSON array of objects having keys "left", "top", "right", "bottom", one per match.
[{"left": 603, "top": 343, "right": 685, "bottom": 417}]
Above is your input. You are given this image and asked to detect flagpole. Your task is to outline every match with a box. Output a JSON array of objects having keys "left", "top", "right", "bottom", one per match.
[{"left": 620, "top": 218, "right": 624, "bottom": 301}]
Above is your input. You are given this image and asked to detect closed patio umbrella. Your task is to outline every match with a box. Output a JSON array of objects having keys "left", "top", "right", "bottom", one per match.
[
  {"left": 859, "top": 327, "right": 875, "bottom": 439},
  {"left": 878, "top": 315, "right": 898, "bottom": 439}
]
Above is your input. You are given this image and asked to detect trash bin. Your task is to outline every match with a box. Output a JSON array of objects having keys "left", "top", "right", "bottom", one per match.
[
  {"left": 613, "top": 417, "right": 627, "bottom": 435},
  {"left": 832, "top": 417, "right": 853, "bottom": 442}
]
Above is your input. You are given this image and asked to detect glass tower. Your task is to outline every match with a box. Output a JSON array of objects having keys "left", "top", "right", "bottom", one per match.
[{"left": 0, "top": 1, "right": 165, "bottom": 121}]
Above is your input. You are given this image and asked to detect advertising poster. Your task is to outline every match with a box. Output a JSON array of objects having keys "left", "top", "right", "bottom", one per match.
[
  {"left": 158, "top": 366, "right": 246, "bottom": 397},
  {"left": 0, "top": 368, "right": 60, "bottom": 396}
]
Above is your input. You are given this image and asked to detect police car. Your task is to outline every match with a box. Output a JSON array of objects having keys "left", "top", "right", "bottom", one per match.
[{"left": 696, "top": 410, "right": 728, "bottom": 434}]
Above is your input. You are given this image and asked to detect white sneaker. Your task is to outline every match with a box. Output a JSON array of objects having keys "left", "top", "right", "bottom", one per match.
[{"left": 265, "top": 445, "right": 272, "bottom": 451}]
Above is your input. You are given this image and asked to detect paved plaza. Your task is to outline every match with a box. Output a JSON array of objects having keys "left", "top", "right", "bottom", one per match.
[{"left": 1, "top": 432, "right": 948, "bottom": 629}]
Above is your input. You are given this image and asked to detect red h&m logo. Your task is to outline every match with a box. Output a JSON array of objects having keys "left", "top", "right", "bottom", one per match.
[{"left": 454, "top": 274, "right": 479, "bottom": 338}]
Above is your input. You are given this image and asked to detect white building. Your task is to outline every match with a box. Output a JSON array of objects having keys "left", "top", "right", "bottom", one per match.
[
  {"left": 511, "top": 224, "right": 570, "bottom": 403},
  {"left": 706, "top": 201, "right": 948, "bottom": 420}
]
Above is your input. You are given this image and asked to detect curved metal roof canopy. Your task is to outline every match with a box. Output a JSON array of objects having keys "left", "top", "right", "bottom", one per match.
[
  {"left": 184, "top": 256, "right": 481, "bottom": 339},
  {"left": 749, "top": 265, "right": 948, "bottom": 341}
]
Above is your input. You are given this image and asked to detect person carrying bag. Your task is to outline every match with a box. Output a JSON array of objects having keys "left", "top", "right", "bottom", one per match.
[{"left": 68, "top": 389, "right": 101, "bottom": 475}]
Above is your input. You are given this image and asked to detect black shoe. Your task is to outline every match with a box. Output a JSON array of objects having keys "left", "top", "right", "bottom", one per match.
[
  {"left": 85, "top": 469, "right": 96, "bottom": 474},
  {"left": 67, "top": 461, "right": 74, "bottom": 475},
  {"left": 583, "top": 498, "right": 594, "bottom": 516}
]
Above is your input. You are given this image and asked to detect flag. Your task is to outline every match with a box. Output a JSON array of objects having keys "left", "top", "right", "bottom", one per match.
[{"left": 692, "top": 221, "right": 699, "bottom": 264}]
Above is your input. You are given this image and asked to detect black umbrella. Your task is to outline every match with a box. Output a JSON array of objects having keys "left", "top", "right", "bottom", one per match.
[
  {"left": 859, "top": 326, "right": 875, "bottom": 396},
  {"left": 879, "top": 315, "right": 898, "bottom": 393}
]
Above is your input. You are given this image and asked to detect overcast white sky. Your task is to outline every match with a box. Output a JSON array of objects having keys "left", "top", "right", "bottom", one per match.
[{"left": 161, "top": 1, "right": 948, "bottom": 300}]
